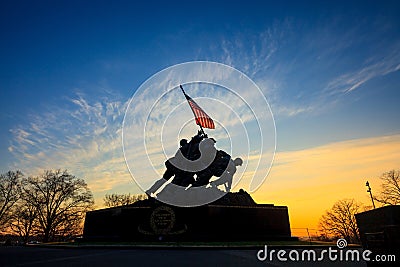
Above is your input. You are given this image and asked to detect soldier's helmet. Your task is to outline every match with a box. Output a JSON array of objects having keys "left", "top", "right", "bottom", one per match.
[
  {"left": 233, "top": 158, "right": 243, "bottom": 166},
  {"left": 180, "top": 139, "right": 188, "bottom": 147}
]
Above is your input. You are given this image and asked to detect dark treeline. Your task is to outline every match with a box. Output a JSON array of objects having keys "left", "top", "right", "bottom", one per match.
[
  {"left": 318, "top": 169, "right": 400, "bottom": 244},
  {"left": 0, "top": 169, "right": 94, "bottom": 243},
  {"left": 103, "top": 193, "right": 147, "bottom": 208}
]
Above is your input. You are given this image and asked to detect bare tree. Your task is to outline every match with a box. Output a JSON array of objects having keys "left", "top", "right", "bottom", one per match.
[
  {"left": 103, "top": 193, "right": 147, "bottom": 208},
  {"left": 319, "top": 199, "right": 363, "bottom": 244},
  {"left": 374, "top": 170, "right": 400, "bottom": 205},
  {"left": 22, "top": 170, "right": 94, "bottom": 242},
  {"left": 9, "top": 199, "right": 37, "bottom": 243},
  {"left": 0, "top": 170, "right": 22, "bottom": 230}
]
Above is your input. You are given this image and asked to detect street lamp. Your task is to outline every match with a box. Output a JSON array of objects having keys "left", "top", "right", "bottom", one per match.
[{"left": 366, "top": 181, "right": 376, "bottom": 209}]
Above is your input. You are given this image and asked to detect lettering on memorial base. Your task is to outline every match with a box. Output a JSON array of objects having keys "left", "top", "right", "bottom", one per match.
[{"left": 150, "top": 206, "right": 176, "bottom": 234}]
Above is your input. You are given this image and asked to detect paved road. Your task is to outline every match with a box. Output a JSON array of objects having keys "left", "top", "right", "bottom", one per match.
[
  {"left": 0, "top": 246, "right": 369, "bottom": 267},
  {"left": 1, "top": 246, "right": 267, "bottom": 267}
]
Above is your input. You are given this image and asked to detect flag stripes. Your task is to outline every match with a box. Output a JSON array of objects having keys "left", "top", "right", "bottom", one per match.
[
  {"left": 186, "top": 97, "right": 215, "bottom": 129},
  {"left": 180, "top": 85, "right": 215, "bottom": 129}
]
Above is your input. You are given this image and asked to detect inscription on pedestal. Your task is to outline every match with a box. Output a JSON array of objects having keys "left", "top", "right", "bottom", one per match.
[{"left": 150, "top": 206, "right": 175, "bottom": 234}]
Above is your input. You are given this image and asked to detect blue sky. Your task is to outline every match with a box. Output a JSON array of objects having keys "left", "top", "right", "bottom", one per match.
[{"left": 1, "top": 0, "right": 400, "bottom": 215}]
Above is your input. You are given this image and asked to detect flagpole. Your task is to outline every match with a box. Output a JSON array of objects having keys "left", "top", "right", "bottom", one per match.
[
  {"left": 179, "top": 84, "right": 186, "bottom": 95},
  {"left": 198, "top": 124, "right": 206, "bottom": 137},
  {"left": 180, "top": 85, "right": 206, "bottom": 136}
]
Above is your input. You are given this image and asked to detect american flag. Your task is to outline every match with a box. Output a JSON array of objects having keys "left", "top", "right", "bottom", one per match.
[{"left": 180, "top": 85, "right": 215, "bottom": 129}]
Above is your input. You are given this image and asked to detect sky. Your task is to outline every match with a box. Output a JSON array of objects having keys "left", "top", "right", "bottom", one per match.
[{"left": 1, "top": 0, "right": 400, "bottom": 232}]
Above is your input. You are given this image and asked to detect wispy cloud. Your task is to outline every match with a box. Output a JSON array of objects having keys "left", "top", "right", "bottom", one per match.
[
  {"left": 209, "top": 18, "right": 400, "bottom": 119},
  {"left": 8, "top": 91, "right": 135, "bottom": 203},
  {"left": 324, "top": 45, "right": 400, "bottom": 94}
]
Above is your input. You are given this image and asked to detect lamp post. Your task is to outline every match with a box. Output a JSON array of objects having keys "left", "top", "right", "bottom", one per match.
[{"left": 366, "top": 181, "right": 376, "bottom": 209}]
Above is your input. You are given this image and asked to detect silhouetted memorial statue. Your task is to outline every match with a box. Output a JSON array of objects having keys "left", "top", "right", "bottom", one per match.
[
  {"left": 146, "top": 85, "right": 242, "bottom": 199},
  {"left": 83, "top": 85, "right": 293, "bottom": 243},
  {"left": 209, "top": 157, "right": 243, "bottom": 192},
  {"left": 146, "top": 131, "right": 243, "bottom": 197}
]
